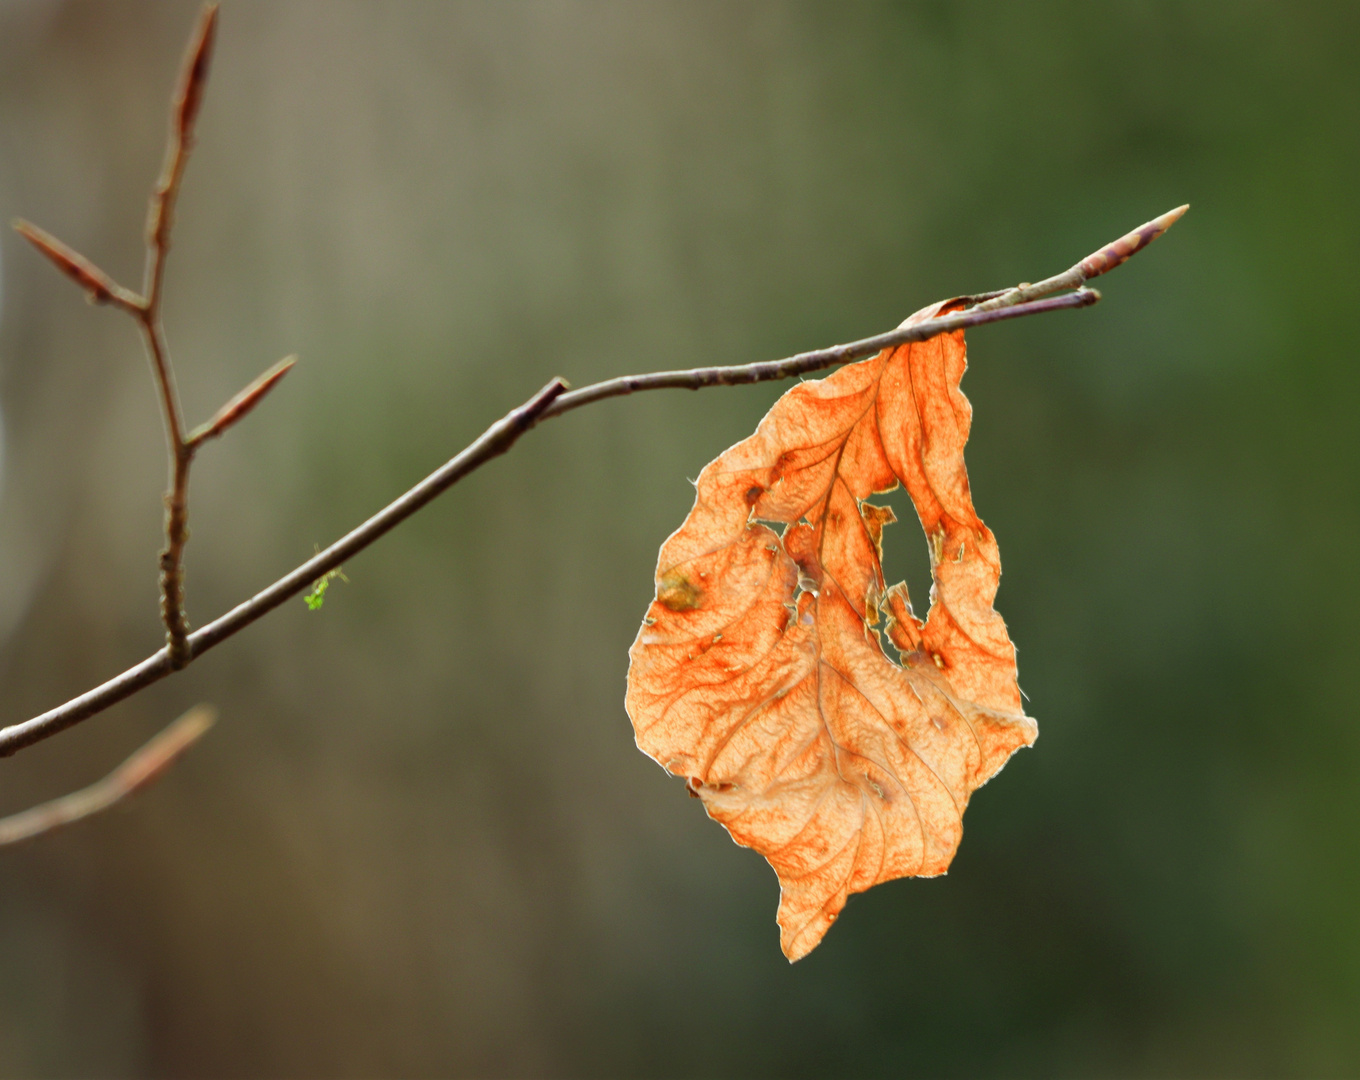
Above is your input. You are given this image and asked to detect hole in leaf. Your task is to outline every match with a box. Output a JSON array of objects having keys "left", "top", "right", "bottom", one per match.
[{"left": 876, "top": 483, "right": 933, "bottom": 621}]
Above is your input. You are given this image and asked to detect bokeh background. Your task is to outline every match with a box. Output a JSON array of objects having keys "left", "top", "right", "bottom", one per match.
[{"left": 0, "top": 2, "right": 1356, "bottom": 1076}]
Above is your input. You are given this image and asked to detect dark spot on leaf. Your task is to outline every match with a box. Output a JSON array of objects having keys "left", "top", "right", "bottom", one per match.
[{"left": 656, "top": 572, "right": 703, "bottom": 611}]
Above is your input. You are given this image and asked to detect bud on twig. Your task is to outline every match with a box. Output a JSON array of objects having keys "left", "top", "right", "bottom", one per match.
[
  {"left": 1078, "top": 204, "right": 1189, "bottom": 280},
  {"left": 12, "top": 219, "right": 143, "bottom": 310},
  {"left": 968, "top": 204, "right": 1188, "bottom": 316},
  {"left": 175, "top": 5, "right": 219, "bottom": 149},
  {"left": 148, "top": 4, "right": 219, "bottom": 263},
  {"left": 188, "top": 356, "right": 296, "bottom": 448}
]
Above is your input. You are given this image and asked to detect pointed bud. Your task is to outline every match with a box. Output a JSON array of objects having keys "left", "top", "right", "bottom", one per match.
[
  {"left": 12, "top": 219, "right": 141, "bottom": 308},
  {"left": 176, "top": 5, "right": 219, "bottom": 148},
  {"left": 1079, "top": 204, "right": 1189, "bottom": 281},
  {"left": 189, "top": 356, "right": 295, "bottom": 447}
]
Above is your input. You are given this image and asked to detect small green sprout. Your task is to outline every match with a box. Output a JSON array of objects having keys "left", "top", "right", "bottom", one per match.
[{"left": 304, "top": 566, "right": 348, "bottom": 610}]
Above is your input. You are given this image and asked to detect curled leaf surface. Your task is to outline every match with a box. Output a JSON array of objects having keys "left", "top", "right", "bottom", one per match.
[{"left": 626, "top": 300, "right": 1036, "bottom": 960}]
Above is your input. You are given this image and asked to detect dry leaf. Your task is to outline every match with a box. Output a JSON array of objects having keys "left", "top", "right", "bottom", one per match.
[{"left": 626, "top": 300, "right": 1036, "bottom": 960}]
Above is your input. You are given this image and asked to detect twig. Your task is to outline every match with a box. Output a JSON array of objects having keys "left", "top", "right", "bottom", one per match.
[
  {"left": 12, "top": 6, "right": 293, "bottom": 673},
  {"left": 969, "top": 204, "right": 1188, "bottom": 313},
  {"left": 538, "top": 208, "right": 1186, "bottom": 419},
  {"left": 141, "top": 4, "right": 219, "bottom": 669},
  {"left": 0, "top": 379, "right": 570, "bottom": 755},
  {"left": 0, "top": 203, "right": 1185, "bottom": 759},
  {"left": 145, "top": 2, "right": 217, "bottom": 319},
  {"left": 0, "top": 705, "right": 215, "bottom": 846},
  {"left": 542, "top": 288, "right": 1098, "bottom": 418}
]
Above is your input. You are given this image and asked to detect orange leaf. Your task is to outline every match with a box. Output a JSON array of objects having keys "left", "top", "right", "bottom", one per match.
[{"left": 626, "top": 300, "right": 1036, "bottom": 961}]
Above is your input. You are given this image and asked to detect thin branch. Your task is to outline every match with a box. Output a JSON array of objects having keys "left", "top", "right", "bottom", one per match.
[
  {"left": 541, "top": 206, "right": 1187, "bottom": 418},
  {"left": 138, "top": 4, "right": 218, "bottom": 669},
  {"left": 542, "top": 288, "right": 1098, "bottom": 419},
  {"left": 144, "top": 3, "right": 218, "bottom": 320},
  {"left": 970, "top": 204, "right": 1188, "bottom": 314},
  {"left": 0, "top": 204, "right": 1186, "bottom": 758},
  {"left": 0, "top": 705, "right": 215, "bottom": 846},
  {"left": 12, "top": 6, "right": 222, "bottom": 671},
  {"left": 0, "top": 379, "right": 570, "bottom": 756},
  {"left": 148, "top": 318, "right": 194, "bottom": 670}
]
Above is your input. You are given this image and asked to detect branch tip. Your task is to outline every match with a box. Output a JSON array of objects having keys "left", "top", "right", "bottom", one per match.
[
  {"left": 1078, "top": 204, "right": 1189, "bottom": 281},
  {"left": 525, "top": 376, "right": 570, "bottom": 413},
  {"left": 116, "top": 703, "right": 216, "bottom": 790},
  {"left": 12, "top": 219, "right": 141, "bottom": 309},
  {"left": 0, "top": 704, "right": 216, "bottom": 847},
  {"left": 175, "top": 4, "right": 219, "bottom": 147},
  {"left": 146, "top": 3, "right": 219, "bottom": 285},
  {"left": 189, "top": 355, "right": 296, "bottom": 447}
]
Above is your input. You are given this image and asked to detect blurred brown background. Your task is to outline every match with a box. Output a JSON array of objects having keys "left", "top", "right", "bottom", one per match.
[{"left": 1, "top": 2, "right": 1357, "bottom": 1076}]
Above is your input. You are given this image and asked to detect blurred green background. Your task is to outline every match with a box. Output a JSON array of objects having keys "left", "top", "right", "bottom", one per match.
[{"left": 1, "top": 1, "right": 1356, "bottom": 1076}]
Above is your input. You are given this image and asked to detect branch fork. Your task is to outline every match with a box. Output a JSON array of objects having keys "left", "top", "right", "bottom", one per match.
[{"left": 13, "top": 4, "right": 292, "bottom": 670}]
